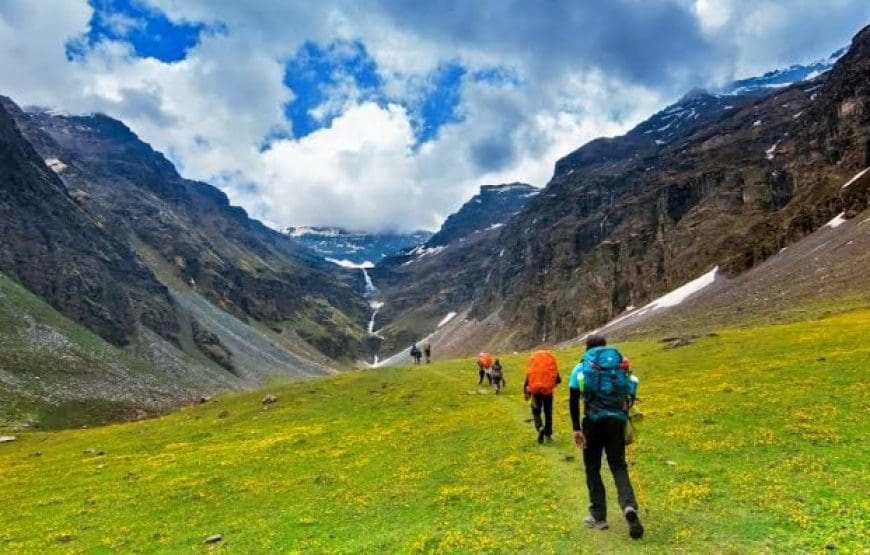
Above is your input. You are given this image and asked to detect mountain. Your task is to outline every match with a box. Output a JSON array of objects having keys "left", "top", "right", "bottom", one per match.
[
  {"left": 721, "top": 47, "right": 846, "bottom": 95},
  {"left": 365, "top": 182, "right": 537, "bottom": 356},
  {"left": 0, "top": 96, "right": 374, "bottom": 426},
  {"left": 374, "top": 25, "right": 870, "bottom": 361},
  {"left": 287, "top": 226, "right": 431, "bottom": 265},
  {"left": 425, "top": 183, "right": 538, "bottom": 247},
  {"left": 0, "top": 100, "right": 178, "bottom": 348}
]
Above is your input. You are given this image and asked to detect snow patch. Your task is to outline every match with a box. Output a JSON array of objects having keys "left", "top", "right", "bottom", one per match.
[
  {"left": 599, "top": 267, "right": 720, "bottom": 330},
  {"left": 823, "top": 212, "right": 847, "bottom": 229},
  {"left": 44, "top": 158, "right": 67, "bottom": 173},
  {"left": 494, "top": 184, "right": 535, "bottom": 194},
  {"left": 656, "top": 120, "right": 674, "bottom": 132},
  {"left": 841, "top": 167, "right": 869, "bottom": 190},
  {"left": 401, "top": 246, "right": 446, "bottom": 265},
  {"left": 765, "top": 142, "right": 779, "bottom": 160},
  {"left": 291, "top": 227, "right": 341, "bottom": 237},
  {"left": 752, "top": 120, "right": 762, "bottom": 127},
  {"left": 438, "top": 312, "right": 457, "bottom": 328},
  {"left": 642, "top": 267, "right": 719, "bottom": 310},
  {"left": 486, "top": 222, "right": 504, "bottom": 231},
  {"left": 326, "top": 258, "right": 374, "bottom": 269}
]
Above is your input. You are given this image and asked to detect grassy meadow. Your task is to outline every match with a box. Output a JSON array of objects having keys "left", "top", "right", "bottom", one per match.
[{"left": 1, "top": 309, "right": 868, "bottom": 553}]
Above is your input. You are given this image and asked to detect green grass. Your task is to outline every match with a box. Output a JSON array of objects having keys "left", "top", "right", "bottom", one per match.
[{"left": 1, "top": 310, "right": 868, "bottom": 552}]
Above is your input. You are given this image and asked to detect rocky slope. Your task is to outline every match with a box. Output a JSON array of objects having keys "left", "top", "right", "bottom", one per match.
[
  {"left": 376, "top": 25, "right": 870, "bottom": 358},
  {"left": 568, "top": 206, "right": 870, "bottom": 344},
  {"left": 5, "top": 100, "right": 370, "bottom": 362},
  {"left": 0, "top": 96, "right": 375, "bottom": 425}
]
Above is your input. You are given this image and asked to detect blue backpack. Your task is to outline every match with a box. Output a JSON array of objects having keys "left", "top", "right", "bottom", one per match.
[{"left": 581, "top": 346, "right": 632, "bottom": 421}]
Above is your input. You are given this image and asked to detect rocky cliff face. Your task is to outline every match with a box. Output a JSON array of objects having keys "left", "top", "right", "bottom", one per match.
[
  {"left": 0, "top": 101, "right": 178, "bottom": 347},
  {"left": 477, "top": 25, "right": 869, "bottom": 347}
]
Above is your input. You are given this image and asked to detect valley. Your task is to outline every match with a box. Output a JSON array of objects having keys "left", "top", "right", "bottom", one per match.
[
  {"left": 1, "top": 5, "right": 868, "bottom": 554},
  {"left": 1, "top": 309, "right": 867, "bottom": 552}
]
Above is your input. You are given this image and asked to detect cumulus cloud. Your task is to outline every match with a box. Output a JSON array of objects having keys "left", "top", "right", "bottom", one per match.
[{"left": 0, "top": 0, "right": 867, "bottom": 232}]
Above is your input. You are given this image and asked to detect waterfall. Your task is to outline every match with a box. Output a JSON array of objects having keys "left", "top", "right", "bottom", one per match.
[
  {"left": 362, "top": 268, "right": 375, "bottom": 296},
  {"left": 362, "top": 267, "right": 384, "bottom": 365},
  {"left": 367, "top": 301, "right": 384, "bottom": 334}
]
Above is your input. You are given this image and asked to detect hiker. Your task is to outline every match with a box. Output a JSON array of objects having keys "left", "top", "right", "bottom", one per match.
[
  {"left": 491, "top": 358, "right": 505, "bottom": 394},
  {"left": 410, "top": 344, "right": 422, "bottom": 365},
  {"left": 477, "top": 352, "right": 493, "bottom": 385},
  {"left": 424, "top": 343, "right": 432, "bottom": 364},
  {"left": 523, "top": 350, "right": 561, "bottom": 444},
  {"left": 569, "top": 334, "right": 643, "bottom": 539}
]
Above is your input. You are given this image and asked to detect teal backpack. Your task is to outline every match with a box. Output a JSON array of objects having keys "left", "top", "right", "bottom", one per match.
[{"left": 581, "top": 346, "right": 632, "bottom": 422}]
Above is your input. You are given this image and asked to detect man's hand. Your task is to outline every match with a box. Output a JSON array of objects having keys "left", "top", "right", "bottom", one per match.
[{"left": 573, "top": 430, "right": 587, "bottom": 449}]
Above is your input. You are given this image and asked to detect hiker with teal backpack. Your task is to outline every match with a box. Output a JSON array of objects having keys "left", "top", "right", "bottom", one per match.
[{"left": 569, "top": 334, "right": 644, "bottom": 539}]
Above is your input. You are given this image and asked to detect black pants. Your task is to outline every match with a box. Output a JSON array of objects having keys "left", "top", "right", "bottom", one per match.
[
  {"left": 493, "top": 375, "right": 505, "bottom": 392},
  {"left": 582, "top": 417, "right": 638, "bottom": 521},
  {"left": 478, "top": 369, "right": 491, "bottom": 385},
  {"left": 531, "top": 393, "right": 553, "bottom": 437}
]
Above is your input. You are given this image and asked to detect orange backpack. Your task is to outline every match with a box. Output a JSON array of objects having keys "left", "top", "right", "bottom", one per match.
[
  {"left": 526, "top": 350, "right": 559, "bottom": 395},
  {"left": 478, "top": 352, "right": 493, "bottom": 369}
]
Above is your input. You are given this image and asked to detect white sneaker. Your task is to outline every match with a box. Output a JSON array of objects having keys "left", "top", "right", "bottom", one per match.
[{"left": 583, "top": 515, "right": 609, "bottom": 530}]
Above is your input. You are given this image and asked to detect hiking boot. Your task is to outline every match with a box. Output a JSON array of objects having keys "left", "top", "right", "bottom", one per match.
[
  {"left": 624, "top": 507, "right": 644, "bottom": 539},
  {"left": 537, "top": 427, "right": 545, "bottom": 444},
  {"left": 583, "top": 515, "right": 609, "bottom": 530},
  {"left": 545, "top": 435, "right": 553, "bottom": 443}
]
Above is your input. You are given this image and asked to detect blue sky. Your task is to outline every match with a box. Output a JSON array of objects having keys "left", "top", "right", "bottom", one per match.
[
  {"left": 70, "top": 1, "right": 474, "bottom": 150},
  {"left": 67, "top": 0, "right": 208, "bottom": 62},
  {"left": 0, "top": 0, "right": 868, "bottom": 231}
]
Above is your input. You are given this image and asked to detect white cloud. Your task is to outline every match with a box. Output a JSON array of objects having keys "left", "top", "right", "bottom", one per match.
[{"left": 0, "top": 0, "right": 867, "bottom": 232}]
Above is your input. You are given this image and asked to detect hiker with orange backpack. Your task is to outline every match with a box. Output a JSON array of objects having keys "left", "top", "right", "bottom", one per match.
[
  {"left": 477, "top": 352, "right": 493, "bottom": 385},
  {"left": 569, "top": 334, "right": 643, "bottom": 539},
  {"left": 523, "top": 350, "right": 561, "bottom": 444}
]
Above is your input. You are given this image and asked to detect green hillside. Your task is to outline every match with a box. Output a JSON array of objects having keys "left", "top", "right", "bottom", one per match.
[
  {"left": 0, "top": 273, "right": 236, "bottom": 432},
  {"left": 1, "top": 309, "right": 868, "bottom": 552}
]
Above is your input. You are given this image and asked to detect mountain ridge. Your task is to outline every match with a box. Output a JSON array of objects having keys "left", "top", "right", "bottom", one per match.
[{"left": 372, "top": 24, "right": 870, "bottom": 359}]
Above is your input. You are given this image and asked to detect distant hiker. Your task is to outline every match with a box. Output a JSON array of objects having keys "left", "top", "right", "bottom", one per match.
[
  {"left": 523, "top": 350, "right": 561, "bottom": 444},
  {"left": 569, "top": 334, "right": 643, "bottom": 539},
  {"left": 491, "top": 358, "right": 505, "bottom": 393},
  {"left": 424, "top": 343, "right": 432, "bottom": 364},
  {"left": 410, "top": 345, "right": 422, "bottom": 365},
  {"left": 477, "top": 352, "right": 493, "bottom": 384}
]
